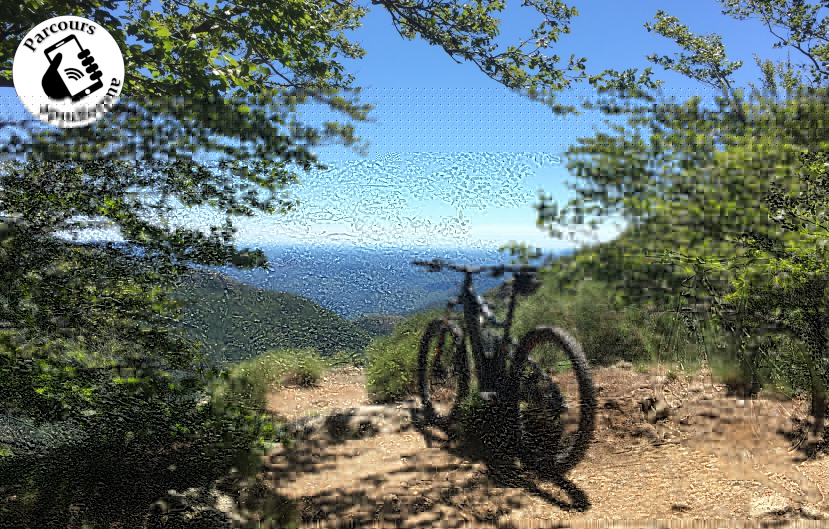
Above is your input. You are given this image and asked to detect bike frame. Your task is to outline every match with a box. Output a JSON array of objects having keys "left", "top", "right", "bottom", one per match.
[{"left": 431, "top": 265, "right": 525, "bottom": 400}]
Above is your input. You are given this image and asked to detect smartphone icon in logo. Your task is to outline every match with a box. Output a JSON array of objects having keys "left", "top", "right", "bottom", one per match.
[{"left": 43, "top": 35, "right": 103, "bottom": 101}]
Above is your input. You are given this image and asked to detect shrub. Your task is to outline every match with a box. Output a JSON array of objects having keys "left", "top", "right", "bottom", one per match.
[
  {"left": 562, "top": 281, "right": 654, "bottom": 366},
  {"left": 275, "top": 347, "right": 327, "bottom": 386},
  {"left": 244, "top": 347, "right": 328, "bottom": 389},
  {"left": 510, "top": 279, "right": 653, "bottom": 368},
  {"left": 365, "top": 310, "right": 440, "bottom": 403},
  {"left": 1, "top": 335, "right": 281, "bottom": 527},
  {"left": 365, "top": 335, "right": 417, "bottom": 402},
  {"left": 750, "top": 334, "right": 820, "bottom": 399}
]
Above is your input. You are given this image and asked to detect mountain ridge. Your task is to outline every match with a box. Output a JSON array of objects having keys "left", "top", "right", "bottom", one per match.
[{"left": 168, "top": 266, "right": 373, "bottom": 364}]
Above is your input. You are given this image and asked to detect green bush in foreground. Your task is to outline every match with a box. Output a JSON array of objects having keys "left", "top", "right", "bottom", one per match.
[
  {"left": 365, "top": 310, "right": 440, "bottom": 402},
  {"left": 1, "top": 345, "right": 282, "bottom": 528}
]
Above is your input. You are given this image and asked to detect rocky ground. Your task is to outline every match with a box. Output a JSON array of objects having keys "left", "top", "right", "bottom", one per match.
[{"left": 144, "top": 363, "right": 829, "bottom": 528}]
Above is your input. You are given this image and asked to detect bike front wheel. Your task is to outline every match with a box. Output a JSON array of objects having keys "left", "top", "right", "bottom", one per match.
[
  {"left": 510, "top": 326, "right": 597, "bottom": 477},
  {"left": 418, "top": 318, "right": 470, "bottom": 427}
]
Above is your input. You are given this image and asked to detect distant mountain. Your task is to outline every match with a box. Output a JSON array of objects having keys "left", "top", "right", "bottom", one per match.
[
  {"left": 349, "top": 314, "right": 407, "bottom": 337},
  {"left": 64, "top": 241, "right": 570, "bottom": 364},
  {"left": 169, "top": 267, "right": 372, "bottom": 363},
  {"left": 4, "top": 240, "right": 372, "bottom": 366}
]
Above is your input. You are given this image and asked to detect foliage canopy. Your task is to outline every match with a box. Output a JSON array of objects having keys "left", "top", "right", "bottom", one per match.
[{"left": 509, "top": 0, "right": 829, "bottom": 439}]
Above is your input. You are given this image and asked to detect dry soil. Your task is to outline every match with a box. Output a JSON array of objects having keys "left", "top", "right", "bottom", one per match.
[{"left": 255, "top": 363, "right": 829, "bottom": 528}]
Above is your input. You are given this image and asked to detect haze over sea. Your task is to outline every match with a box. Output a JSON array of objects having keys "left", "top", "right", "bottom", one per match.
[{"left": 206, "top": 243, "right": 573, "bottom": 320}]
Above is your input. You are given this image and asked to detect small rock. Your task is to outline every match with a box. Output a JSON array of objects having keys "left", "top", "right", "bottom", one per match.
[
  {"left": 749, "top": 494, "right": 792, "bottom": 517},
  {"left": 283, "top": 406, "right": 404, "bottom": 442},
  {"left": 671, "top": 502, "right": 692, "bottom": 512},
  {"left": 641, "top": 397, "right": 671, "bottom": 423},
  {"left": 380, "top": 493, "right": 400, "bottom": 514},
  {"left": 800, "top": 503, "right": 827, "bottom": 520},
  {"left": 211, "top": 491, "right": 236, "bottom": 514}
]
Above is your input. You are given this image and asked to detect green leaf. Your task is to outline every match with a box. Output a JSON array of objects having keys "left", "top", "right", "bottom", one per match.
[{"left": 148, "top": 19, "right": 171, "bottom": 38}]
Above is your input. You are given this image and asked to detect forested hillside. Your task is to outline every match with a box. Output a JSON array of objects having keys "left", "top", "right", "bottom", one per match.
[
  {"left": 169, "top": 268, "right": 373, "bottom": 363},
  {"left": 349, "top": 313, "right": 407, "bottom": 337}
]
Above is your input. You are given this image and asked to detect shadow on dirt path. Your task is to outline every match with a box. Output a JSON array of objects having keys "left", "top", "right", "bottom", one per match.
[
  {"left": 263, "top": 399, "right": 590, "bottom": 527},
  {"left": 256, "top": 364, "right": 829, "bottom": 527}
]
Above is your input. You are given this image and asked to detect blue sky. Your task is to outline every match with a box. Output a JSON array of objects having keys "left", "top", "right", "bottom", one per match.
[{"left": 1, "top": 0, "right": 805, "bottom": 250}]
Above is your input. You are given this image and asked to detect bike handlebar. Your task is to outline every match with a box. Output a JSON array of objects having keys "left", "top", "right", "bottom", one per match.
[{"left": 412, "top": 258, "right": 538, "bottom": 276}]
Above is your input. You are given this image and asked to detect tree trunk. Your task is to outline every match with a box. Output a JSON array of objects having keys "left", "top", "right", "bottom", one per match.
[{"left": 805, "top": 317, "right": 827, "bottom": 441}]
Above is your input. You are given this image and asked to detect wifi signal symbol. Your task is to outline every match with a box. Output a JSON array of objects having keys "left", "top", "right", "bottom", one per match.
[{"left": 63, "top": 67, "right": 84, "bottom": 81}]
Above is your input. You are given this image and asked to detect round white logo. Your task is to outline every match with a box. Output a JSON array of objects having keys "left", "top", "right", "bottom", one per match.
[{"left": 12, "top": 16, "right": 125, "bottom": 129}]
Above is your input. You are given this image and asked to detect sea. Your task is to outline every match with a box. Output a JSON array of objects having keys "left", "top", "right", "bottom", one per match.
[
  {"left": 79, "top": 241, "right": 571, "bottom": 320},
  {"left": 209, "top": 243, "right": 572, "bottom": 319}
]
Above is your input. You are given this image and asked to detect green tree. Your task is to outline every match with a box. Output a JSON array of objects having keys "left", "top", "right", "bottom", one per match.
[
  {"left": 1, "top": 0, "right": 664, "bottom": 163},
  {"left": 0, "top": 0, "right": 672, "bottom": 363},
  {"left": 0, "top": 0, "right": 665, "bottom": 480},
  {"left": 0, "top": 2, "right": 663, "bottom": 524},
  {"left": 706, "top": 150, "right": 829, "bottom": 438},
  {"left": 511, "top": 0, "right": 829, "bottom": 440},
  {"left": 0, "top": 0, "right": 667, "bottom": 328}
]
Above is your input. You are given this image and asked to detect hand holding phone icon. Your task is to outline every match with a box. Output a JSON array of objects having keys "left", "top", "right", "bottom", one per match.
[{"left": 42, "top": 36, "right": 103, "bottom": 101}]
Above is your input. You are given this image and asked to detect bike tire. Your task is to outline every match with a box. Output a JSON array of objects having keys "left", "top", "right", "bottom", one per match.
[
  {"left": 510, "top": 326, "right": 596, "bottom": 476},
  {"left": 417, "top": 318, "right": 470, "bottom": 426}
]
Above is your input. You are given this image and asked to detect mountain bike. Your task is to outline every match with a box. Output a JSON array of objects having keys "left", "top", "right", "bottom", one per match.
[{"left": 412, "top": 258, "right": 596, "bottom": 476}]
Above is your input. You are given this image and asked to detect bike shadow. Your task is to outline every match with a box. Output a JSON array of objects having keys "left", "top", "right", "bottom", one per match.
[{"left": 406, "top": 405, "right": 591, "bottom": 513}]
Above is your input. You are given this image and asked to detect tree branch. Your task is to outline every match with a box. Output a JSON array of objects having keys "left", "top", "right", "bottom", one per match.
[
  {"left": 763, "top": 14, "right": 829, "bottom": 79},
  {"left": 166, "top": 0, "right": 247, "bottom": 39}
]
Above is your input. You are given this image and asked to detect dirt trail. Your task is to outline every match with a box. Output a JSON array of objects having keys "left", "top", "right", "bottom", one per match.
[{"left": 259, "top": 365, "right": 829, "bottom": 528}]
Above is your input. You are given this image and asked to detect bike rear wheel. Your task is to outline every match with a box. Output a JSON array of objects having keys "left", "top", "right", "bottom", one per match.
[
  {"left": 418, "top": 318, "right": 470, "bottom": 426},
  {"left": 510, "top": 326, "right": 596, "bottom": 476}
]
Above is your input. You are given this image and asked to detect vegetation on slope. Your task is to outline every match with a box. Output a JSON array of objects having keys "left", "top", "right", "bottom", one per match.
[
  {"left": 170, "top": 267, "right": 372, "bottom": 363},
  {"left": 349, "top": 314, "right": 408, "bottom": 338},
  {"left": 364, "top": 259, "right": 818, "bottom": 407}
]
